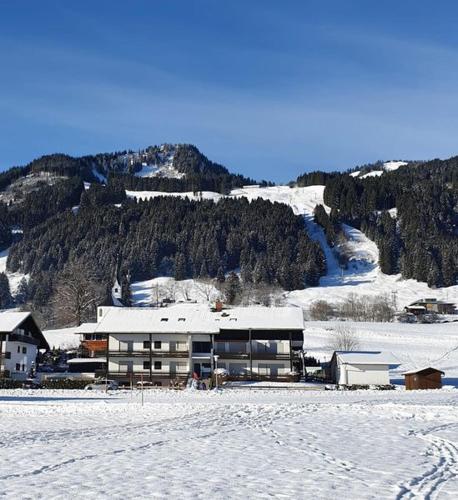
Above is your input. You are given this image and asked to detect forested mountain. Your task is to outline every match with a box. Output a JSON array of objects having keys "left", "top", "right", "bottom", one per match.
[
  {"left": 304, "top": 158, "right": 458, "bottom": 287},
  {"left": 0, "top": 143, "right": 324, "bottom": 321},
  {"left": 0, "top": 143, "right": 457, "bottom": 325}
]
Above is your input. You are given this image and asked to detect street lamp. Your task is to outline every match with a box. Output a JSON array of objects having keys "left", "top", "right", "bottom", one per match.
[{"left": 213, "top": 354, "right": 219, "bottom": 390}]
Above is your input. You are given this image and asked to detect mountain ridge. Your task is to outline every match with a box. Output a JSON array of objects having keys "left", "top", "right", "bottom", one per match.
[{"left": 0, "top": 143, "right": 457, "bottom": 325}]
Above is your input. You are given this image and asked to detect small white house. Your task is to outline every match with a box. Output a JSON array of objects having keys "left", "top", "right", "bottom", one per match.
[
  {"left": 328, "top": 351, "right": 400, "bottom": 387},
  {"left": 0, "top": 312, "right": 49, "bottom": 381}
]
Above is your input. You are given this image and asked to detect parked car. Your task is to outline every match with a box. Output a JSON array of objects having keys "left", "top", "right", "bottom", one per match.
[
  {"left": 84, "top": 379, "right": 119, "bottom": 391},
  {"left": 37, "top": 365, "right": 54, "bottom": 373},
  {"left": 22, "top": 378, "right": 42, "bottom": 389},
  {"left": 136, "top": 381, "right": 155, "bottom": 388}
]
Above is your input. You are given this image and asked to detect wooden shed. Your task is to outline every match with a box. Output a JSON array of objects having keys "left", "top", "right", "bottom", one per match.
[{"left": 403, "top": 367, "right": 444, "bottom": 390}]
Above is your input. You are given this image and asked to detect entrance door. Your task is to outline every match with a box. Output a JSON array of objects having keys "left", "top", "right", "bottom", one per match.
[
  {"left": 193, "top": 363, "right": 201, "bottom": 377},
  {"left": 170, "top": 361, "right": 177, "bottom": 378}
]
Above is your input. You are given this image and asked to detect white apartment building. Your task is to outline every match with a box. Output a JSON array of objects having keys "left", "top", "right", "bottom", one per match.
[{"left": 91, "top": 304, "right": 304, "bottom": 385}]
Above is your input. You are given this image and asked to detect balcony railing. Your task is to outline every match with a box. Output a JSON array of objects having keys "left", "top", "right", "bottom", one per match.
[
  {"left": 106, "top": 371, "right": 190, "bottom": 380},
  {"left": 8, "top": 333, "right": 40, "bottom": 346},
  {"left": 214, "top": 351, "right": 295, "bottom": 360},
  {"left": 108, "top": 350, "right": 189, "bottom": 358}
]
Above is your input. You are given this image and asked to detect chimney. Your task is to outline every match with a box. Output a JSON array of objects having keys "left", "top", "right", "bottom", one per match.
[{"left": 215, "top": 300, "right": 223, "bottom": 312}]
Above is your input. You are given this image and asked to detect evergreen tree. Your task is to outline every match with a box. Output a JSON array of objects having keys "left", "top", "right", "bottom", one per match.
[
  {"left": 224, "top": 272, "right": 241, "bottom": 305},
  {"left": 121, "top": 272, "right": 133, "bottom": 307},
  {"left": 216, "top": 267, "right": 226, "bottom": 284},
  {"left": 174, "top": 253, "right": 187, "bottom": 281},
  {"left": 0, "top": 272, "right": 12, "bottom": 308},
  {"left": 14, "top": 277, "right": 29, "bottom": 305}
]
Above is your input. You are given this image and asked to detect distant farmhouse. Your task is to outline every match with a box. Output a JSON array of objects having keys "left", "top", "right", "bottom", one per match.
[
  {"left": 404, "top": 298, "right": 456, "bottom": 316},
  {"left": 76, "top": 304, "right": 305, "bottom": 386},
  {"left": 0, "top": 312, "right": 49, "bottom": 380}
]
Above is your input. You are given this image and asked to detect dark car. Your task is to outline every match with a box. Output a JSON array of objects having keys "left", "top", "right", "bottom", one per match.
[{"left": 22, "top": 379, "right": 42, "bottom": 389}]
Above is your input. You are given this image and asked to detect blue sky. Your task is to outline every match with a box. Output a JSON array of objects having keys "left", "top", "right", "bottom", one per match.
[{"left": 2, "top": 1, "right": 458, "bottom": 182}]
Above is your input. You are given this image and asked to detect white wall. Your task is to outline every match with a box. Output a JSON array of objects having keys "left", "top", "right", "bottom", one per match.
[
  {"left": 217, "top": 359, "right": 290, "bottom": 376},
  {"left": 1, "top": 339, "right": 38, "bottom": 381},
  {"left": 108, "top": 333, "right": 189, "bottom": 351},
  {"left": 337, "top": 363, "right": 390, "bottom": 386},
  {"left": 109, "top": 357, "right": 189, "bottom": 374}
]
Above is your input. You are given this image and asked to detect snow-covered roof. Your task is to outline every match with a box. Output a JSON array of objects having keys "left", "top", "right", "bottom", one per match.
[
  {"left": 94, "top": 304, "right": 304, "bottom": 334},
  {"left": 67, "top": 357, "right": 107, "bottom": 364},
  {"left": 0, "top": 311, "right": 31, "bottom": 332},
  {"left": 205, "top": 306, "right": 304, "bottom": 331},
  {"left": 335, "top": 351, "right": 401, "bottom": 366},
  {"left": 74, "top": 323, "right": 99, "bottom": 334},
  {"left": 402, "top": 367, "right": 445, "bottom": 375},
  {"left": 96, "top": 305, "right": 219, "bottom": 334}
]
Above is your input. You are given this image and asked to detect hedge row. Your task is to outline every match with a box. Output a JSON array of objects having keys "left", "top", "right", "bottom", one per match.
[{"left": 0, "top": 378, "right": 91, "bottom": 389}]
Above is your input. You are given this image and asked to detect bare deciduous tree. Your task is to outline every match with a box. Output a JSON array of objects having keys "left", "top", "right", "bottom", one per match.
[
  {"left": 52, "top": 261, "right": 105, "bottom": 327},
  {"left": 194, "top": 278, "right": 218, "bottom": 303},
  {"left": 328, "top": 324, "right": 360, "bottom": 351},
  {"left": 177, "top": 281, "right": 193, "bottom": 302},
  {"left": 310, "top": 300, "right": 335, "bottom": 320}
]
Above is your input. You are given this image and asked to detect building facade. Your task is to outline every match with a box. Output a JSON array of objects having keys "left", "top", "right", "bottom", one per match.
[
  {"left": 328, "top": 351, "right": 400, "bottom": 387},
  {"left": 74, "top": 323, "right": 107, "bottom": 358},
  {"left": 404, "top": 367, "right": 444, "bottom": 390},
  {"left": 0, "top": 312, "right": 49, "bottom": 381},
  {"left": 91, "top": 304, "right": 304, "bottom": 385},
  {"left": 405, "top": 298, "right": 456, "bottom": 315}
]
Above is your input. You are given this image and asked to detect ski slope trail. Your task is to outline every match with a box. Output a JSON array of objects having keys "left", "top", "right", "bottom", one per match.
[{"left": 124, "top": 185, "right": 458, "bottom": 308}]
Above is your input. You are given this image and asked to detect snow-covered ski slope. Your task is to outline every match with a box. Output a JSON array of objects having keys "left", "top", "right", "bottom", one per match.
[
  {"left": 355, "top": 160, "right": 409, "bottom": 179},
  {"left": 127, "top": 184, "right": 458, "bottom": 310},
  {"left": 1, "top": 389, "right": 458, "bottom": 499}
]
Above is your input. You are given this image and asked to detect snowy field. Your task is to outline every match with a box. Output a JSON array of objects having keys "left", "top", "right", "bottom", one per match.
[
  {"left": 0, "top": 389, "right": 457, "bottom": 499},
  {"left": 304, "top": 321, "right": 458, "bottom": 382}
]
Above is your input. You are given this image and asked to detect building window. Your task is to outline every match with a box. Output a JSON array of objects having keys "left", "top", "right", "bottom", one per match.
[
  {"left": 21, "top": 364, "right": 25, "bottom": 371},
  {"left": 154, "top": 361, "right": 162, "bottom": 370},
  {"left": 154, "top": 341, "right": 162, "bottom": 349},
  {"left": 143, "top": 340, "right": 151, "bottom": 349},
  {"left": 143, "top": 361, "right": 151, "bottom": 370},
  {"left": 17, "top": 346, "right": 21, "bottom": 353},
  {"left": 4, "top": 352, "right": 11, "bottom": 359},
  {"left": 22, "top": 347, "right": 27, "bottom": 354},
  {"left": 15, "top": 363, "right": 20, "bottom": 371},
  {"left": 192, "top": 341, "right": 212, "bottom": 353}
]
